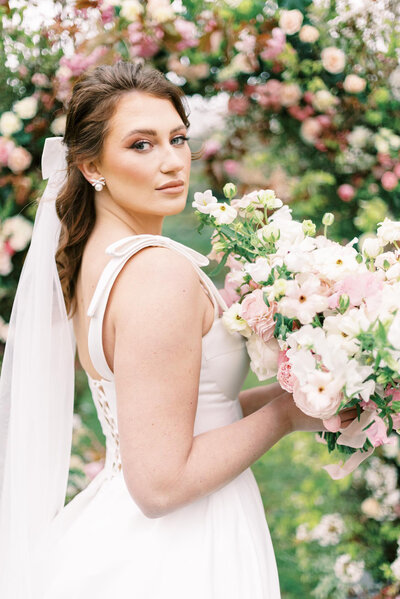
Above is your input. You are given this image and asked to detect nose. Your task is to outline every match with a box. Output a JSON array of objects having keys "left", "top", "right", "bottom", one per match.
[{"left": 159, "top": 143, "right": 186, "bottom": 174}]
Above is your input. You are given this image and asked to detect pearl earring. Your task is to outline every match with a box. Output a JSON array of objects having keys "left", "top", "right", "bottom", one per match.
[{"left": 91, "top": 176, "right": 106, "bottom": 192}]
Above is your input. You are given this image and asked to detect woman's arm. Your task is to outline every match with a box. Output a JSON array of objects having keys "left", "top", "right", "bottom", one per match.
[{"left": 239, "top": 381, "right": 287, "bottom": 418}]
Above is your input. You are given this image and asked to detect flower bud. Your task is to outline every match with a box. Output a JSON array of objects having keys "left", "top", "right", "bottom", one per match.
[
  {"left": 302, "top": 219, "right": 316, "bottom": 236},
  {"left": 272, "top": 278, "right": 287, "bottom": 298},
  {"left": 212, "top": 241, "right": 226, "bottom": 253},
  {"left": 361, "top": 237, "right": 382, "bottom": 259},
  {"left": 260, "top": 223, "right": 280, "bottom": 242},
  {"left": 223, "top": 182, "right": 237, "bottom": 200},
  {"left": 252, "top": 209, "right": 265, "bottom": 224},
  {"left": 322, "top": 212, "right": 334, "bottom": 226},
  {"left": 338, "top": 294, "right": 350, "bottom": 314}
]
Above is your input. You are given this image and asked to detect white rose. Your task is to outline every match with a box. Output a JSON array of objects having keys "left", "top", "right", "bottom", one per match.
[
  {"left": 1, "top": 215, "right": 33, "bottom": 251},
  {"left": 120, "top": 0, "right": 144, "bottom": 21},
  {"left": 147, "top": 0, "right": 175, "bottom": 22},
  {"left": 246, "top": 335, "right": 279, "bottom": 380},
  {"left": 312, "top": 89, "right": 338, "bottom": 112},
  {"left": 13, "top": 96, "right": 38, "bottom": 120},
  {"left": 299, "top": 25, "right": 319, "bottom": 43},
  {"left": 300, "top": 117, "right": 322, "bottom": 143},
  {"left": 321, "top": 47, "right": 346, "bottom": 74},
  {"left": 347, "top": 126, "right": 371, "bottom": 148},
  {"left": 377, "top": 217, "right": 400, "bottom": 245},
  {"left": 280, "top": 83, "right": 302, "bottom": 107},
  {"left": 0, "top": 111, "right": 22, "bottom": 137},
  {"left": 279, "top": 9, "right": 303, "bottom": 35},
  {"left": 50, "top": 115, "right": 67, "bottom": 136},
  {"left": 343, "top": 74, "right": 366, "bottom": 94},
  {"left": 361, "top": 236, "right": 382, "bottom": 259}
]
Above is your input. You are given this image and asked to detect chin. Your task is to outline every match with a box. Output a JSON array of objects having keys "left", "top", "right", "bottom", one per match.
[{"left": 160, "top": 195, "right": 187, "bottom": 216}]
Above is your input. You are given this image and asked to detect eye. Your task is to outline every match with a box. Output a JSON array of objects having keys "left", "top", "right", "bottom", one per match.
[
  {"left": 130, "top": 140, "right": 152, "bottom": 151},
  {"left": 171, "top": 135, "right": 190, "bottom": 146}
]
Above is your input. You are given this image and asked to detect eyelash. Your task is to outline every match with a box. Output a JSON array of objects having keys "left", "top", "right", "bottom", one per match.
[{"left": 130, "top": 135, "right": 190, "bottom": 151}]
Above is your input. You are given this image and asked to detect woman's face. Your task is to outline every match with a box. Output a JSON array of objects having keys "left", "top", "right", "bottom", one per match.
[{"left": 95, "top": 91, "right": 191, "bottom": 220}]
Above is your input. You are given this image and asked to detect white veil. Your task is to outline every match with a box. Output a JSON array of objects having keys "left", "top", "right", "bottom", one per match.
[{"left": 0, "top": 137, "right": 76, "bottom": 598}]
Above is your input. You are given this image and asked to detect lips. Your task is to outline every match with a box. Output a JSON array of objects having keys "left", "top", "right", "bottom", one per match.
[{"left": 156, "top": 179, "right": 185, "bottom": 190}]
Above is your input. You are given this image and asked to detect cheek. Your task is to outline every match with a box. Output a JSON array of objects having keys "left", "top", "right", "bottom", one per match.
[{"left": 106, "top": 151, "right": 153, "bottom": 187}]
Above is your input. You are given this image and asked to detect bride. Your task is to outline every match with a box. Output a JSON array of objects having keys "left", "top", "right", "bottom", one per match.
[{"left": 0, "top": 61, "right": 358, "bottom": 598}]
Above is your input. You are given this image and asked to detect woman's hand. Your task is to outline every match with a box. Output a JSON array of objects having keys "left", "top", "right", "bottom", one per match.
[{"left": 286, "top": 398, "right": 360, "bottom": 434}]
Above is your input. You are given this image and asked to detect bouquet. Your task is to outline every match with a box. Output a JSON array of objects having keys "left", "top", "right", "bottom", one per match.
[{"left": 193, "top": 185, "right": 400, "bottom": 479}]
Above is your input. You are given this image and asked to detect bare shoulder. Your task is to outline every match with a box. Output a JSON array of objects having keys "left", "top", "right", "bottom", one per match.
[{"left": 109, "top": 245, "right": 203, "bottom": 328}]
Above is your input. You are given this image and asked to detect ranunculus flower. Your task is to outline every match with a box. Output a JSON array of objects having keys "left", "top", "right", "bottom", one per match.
[
  {"left": 0, "top": 111, "right": 22, "bottom": 137},
  {"left": 246, "top": 335, "right": 280, "bottom": 380},
  {"left": 337, "top": 184, "right": 355, "bottom": 202},
  {"left": 293, "top": 376, "right": 343, "bottom": 420},
  {"left": 343, "top": 74, "right": 366, "bottom": 94},
  {"left": 280, "top": 83, "right": 302, "bottom": 107},
  {"left": 321, "top": 47, "right": 346, "bottom": 74},
  {"left": 381, "top": 171, "right": 398, "bottom": 191},
  {"left": 299, "top": 25, "right": 319, "bottom": 43},
  {"left": 279, "top": 9, "right": 303, "bottom": 35},
  {"left": 13, "top": 96, "right": 38, "bottom": 120},
  {"left": 7, "top": 146, "right": 32, "bottom": 173},
  {"left": 241, "top": 289, "right": 277, "bottom": 342}
]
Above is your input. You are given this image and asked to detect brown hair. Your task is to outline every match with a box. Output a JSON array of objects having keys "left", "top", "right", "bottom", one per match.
[{"left": 55, "top": 61, "right": 190, "bottom": 317}]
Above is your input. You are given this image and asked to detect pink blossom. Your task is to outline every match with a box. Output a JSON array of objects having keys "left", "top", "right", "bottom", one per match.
[
  {"left": 381, "top": 171, "right": 399, "bottom": 191},
  {"left": 223, "top": 160, "right": 240, "bottom": 176},
  {"left": 288, "top": 105, "right": 314, "bottom": 121},
  {"left": 261, "top": 27, "right": 286, "bottom": 61},
  {"left": 241, "top": 289, "right": 277, "bottom": 342},
  {"left": 219, "top": 273, "right": 241, "bottom": 308},
  {"left": 377, "top": 153, "right": 393, "bottom": 167},
  {"left": 100, "top": 5, "right": 115, "bottom": 24},
  {"left": 328, "top": 272, "right": 383, "bottom": 310},
  {"left": 255, "top": 79, "right": 282, "bottom": 111},
  {"left": 202, "top": 139, "right": 221, "bottom": 160},
  {"left": 316, "top": 115, "right": 331, "bottom": 128},
  {"left": 337, "top": 184, "right": 355, "bottom": 202},
  {"left": 220, "top": 79, "right": 239, "bottom": 93},
  {"left": 174, "top": 18, "right": 198, "bottom": 50},
  {"left": 393, "top": 163, "right": 400, "bottom": 178},
  {"left": 0, "top": 137, "right": 15, "bottom": 167},
  {"left": 277, "top": 350, "right": 296, "bottom": 392},
  {"left": 303, "top": 91, "right": 314, "bottom": 104},
  {"left": 128, "top": 23, "right": 163, "bottom": 58},
  {"left": 366, "top": 414, "right": 391, "bottom": 447},
  {"left": 31, "top": 73, "right": 49, "bottom": 87},
  {"left": 228, "top": 95, "right": 250, "bottom": 116},
  {"left": 7, "top": 147, "right": 32, "bottom": 173}
]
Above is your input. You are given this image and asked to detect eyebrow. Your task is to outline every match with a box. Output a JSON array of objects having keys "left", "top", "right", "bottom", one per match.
[{"left": 122, "top": 124, "right": 187, "bottom": 142}]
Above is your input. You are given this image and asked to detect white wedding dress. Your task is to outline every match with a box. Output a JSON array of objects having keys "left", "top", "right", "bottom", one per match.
[{"left": 38, "top": 234, "right": 281, "bottom": 599}]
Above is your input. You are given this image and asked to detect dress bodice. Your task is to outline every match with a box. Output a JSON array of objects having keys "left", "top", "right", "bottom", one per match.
[{"left": 85, "top": 234, "right": 250, "bottom": 478}]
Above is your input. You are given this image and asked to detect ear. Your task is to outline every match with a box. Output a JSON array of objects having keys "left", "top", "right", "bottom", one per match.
[{"left": 77, "top": 159, "right": 103, "bottom": 185}]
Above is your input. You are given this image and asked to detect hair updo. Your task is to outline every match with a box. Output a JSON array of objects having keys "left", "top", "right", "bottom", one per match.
[{"left": 55, "top": 61, "right": 190, "bottom": 317}]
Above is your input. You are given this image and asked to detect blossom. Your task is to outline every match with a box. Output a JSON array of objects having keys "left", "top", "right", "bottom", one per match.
[
  {"left": 312, "top": 89, "right": 338, "bottom": 112},
  {"left": 388, "top": 313, "right": 400, "bottom": 350},
  {"left": 312, "top": 240, "right": 365, "bottom": 282},
  {"left": 328, "top": 271, "right": 384, "bottom": 311},
  {"left": 334, "top": 554, "right": 364, "bottom": 584},
  {"left": 222, "top": 303, "right": 252, "bottom": 337},
  {"left": 300, "top": 117, "right": 322, "bottom": 144},
  {"left": 347, "top": 126, "right": 372, "bottom": 148},
  {"left": 1, "top": 215, "right": 33, "bottom": 251},
  {"left": 192, "top": 189, "right": 218, "bottom": 213},
  {"left": 279, "top": 273, "right": 329, "bottom": 325},
  {"left": 366, "top": 414, "right": 392, "bottom": 447},
  {"left": 337, "top": 184, "right": 355, "bottom": 202},
  {"left": 343, "top": 74, "right": 366, "bottom": 94},
  {"left": 361, "top": 236, "right": 381, "bottom": 259},
  {"left": 0, "top": 241, "right": 12, "bottom": 275},
  {"left": 7, "top": 146, "right": 32, "bottom": 173},
  {"left": 219, "top": 270, "right": 244, "bottom": 308},
  {"left": 310, "top": 513, "right": 345, "bottom": 546},
  {"left": 293, "top": 370, "right": 343, "bottom": 420},
  {"left": 377, "top": 217, "right": 400, "bottom": 244},
  {"left": 323, "top": 312, "right": 362, "bottom": 356},
  {"left": 0, "top": 136, "right": 15, "bottom": 166},
  {"left": 208, "top": 202, "right": 237, "bottom": 224},
  {"left": 261, "top": 28, "right": 286, "bottom": 61},
  {"left": 277, "top": 350, "right": 296, "bottom": 392},
  {"left": 147, "top": 0, "right": 175, "bottom": 23},
  {"left": 0, "top": 111, "right": 22, "bottom": 136},
  {"left": 120, "top": 0, "right": 143, "bottom": 21},
  {"left": 50, "top": 115, "right": 67, "bottom": 136},
  {"left": 381, "top": 171, "right": 398, "bottom": 191},
  {"left": 241, "top": 289, "right": 277, "bottom": 342},
  {"left": 246, "top": 335, "right": 280, "bottom": 380},
  {"left": 361, "top": 497, "right": 382, "bottom": 519},
  {"left": 278, "top": 9, "right": 303, "bottom": 35},
  {"left": 321, "top": 47, "right": 346, "bottom": 74},
  {"left": 299, "top": 25, "right": 319, "bottom": 43},
  {"left": 280, "top": 83, "right": 302, "bottom": 107},
  {"left": 13, "top": 96, "right": 38, "bottom": 120},
  {"left": 244, "top": 257, "right": 271, "bottom": 284}
]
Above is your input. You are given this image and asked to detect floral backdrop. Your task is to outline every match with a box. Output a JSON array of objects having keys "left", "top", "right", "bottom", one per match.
[{"left": 0, "top": 1, "right": 399, "bottom": 597}]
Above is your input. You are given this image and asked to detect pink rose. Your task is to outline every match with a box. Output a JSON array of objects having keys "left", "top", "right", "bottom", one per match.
[
  {"left": 241, "top": 289, "right": 277, "bottom": 342},
  {"left": 337, "top": 184, "right": 355, "bottom": 202},
  {"left": 261, "top": 27, "right": 286, "bottom": 61},
  {"left": 277, "top": 350, "right": 296, "bottom": 393},
  {"left": 228, "top": 95, "right": 250, "bottom": 116},
  {"left": 393, "top": 163, "right": 400, "bottom": 177},
  {"left": 0, "top": 137, "right": 15, "bottom": 167},
  {"left": 381, "top": 171, "right": 399, "bottom": 191}
]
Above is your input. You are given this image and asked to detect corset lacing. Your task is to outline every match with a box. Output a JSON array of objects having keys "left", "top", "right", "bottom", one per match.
[{"left": 90, "top": 379, "right": 122, "bottom": 478}]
